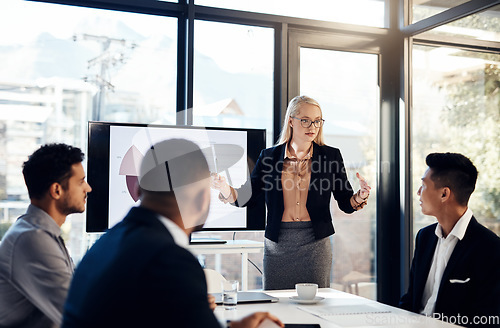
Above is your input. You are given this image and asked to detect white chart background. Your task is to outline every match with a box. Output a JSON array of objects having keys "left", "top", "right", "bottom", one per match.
[{"left": 108, "top": 125, "right": 248, "bottom": 229}]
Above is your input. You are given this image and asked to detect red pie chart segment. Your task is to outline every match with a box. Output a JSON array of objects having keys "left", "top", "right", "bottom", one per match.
[
  {"left": 126, "top": 175, "right": 140, "bottom": 202},
  {"left": 119, "top": 145, "right": 143, "bottom": 202}
]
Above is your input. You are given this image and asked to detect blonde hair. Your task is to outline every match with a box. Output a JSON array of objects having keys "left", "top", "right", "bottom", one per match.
[{"left": 276, "top": 95, "right": 325, "bottom": 146}]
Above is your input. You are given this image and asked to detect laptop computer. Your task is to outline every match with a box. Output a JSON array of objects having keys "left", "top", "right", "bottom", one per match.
[{"left": 213, "top": 291, "right": 279, "bottom": 304}]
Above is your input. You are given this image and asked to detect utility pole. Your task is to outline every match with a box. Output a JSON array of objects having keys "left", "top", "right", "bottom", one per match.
[{"left": 74, "top": 34, "right": 136, "bottom": 121}]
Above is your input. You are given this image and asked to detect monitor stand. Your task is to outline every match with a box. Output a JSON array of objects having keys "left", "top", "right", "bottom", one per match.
[{"left": 189, "top": 234, "right": 227, "bottom": 245}]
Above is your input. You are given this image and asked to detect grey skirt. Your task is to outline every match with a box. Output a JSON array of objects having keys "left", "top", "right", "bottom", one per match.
[{"left": 263, "top": 221, "right": 332, "bottom": 290}]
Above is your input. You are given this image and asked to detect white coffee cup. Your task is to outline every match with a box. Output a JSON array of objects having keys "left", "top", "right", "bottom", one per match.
[{"left": 295, "top": 283, "right": 318, "bottom": 300}]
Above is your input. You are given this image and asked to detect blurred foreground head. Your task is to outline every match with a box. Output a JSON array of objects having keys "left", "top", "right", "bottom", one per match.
[{"left": 139, "top": 139, "right": 211, "bottom": 231}]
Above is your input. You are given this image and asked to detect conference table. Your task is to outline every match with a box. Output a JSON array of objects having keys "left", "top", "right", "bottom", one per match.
[{"left": 214, "top": 288, "right": 459, "bottom": 327}]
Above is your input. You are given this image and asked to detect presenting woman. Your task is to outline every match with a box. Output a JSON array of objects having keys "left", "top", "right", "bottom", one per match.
[{"left": 211, "top": 95, "right": 371, "bottom": 290}]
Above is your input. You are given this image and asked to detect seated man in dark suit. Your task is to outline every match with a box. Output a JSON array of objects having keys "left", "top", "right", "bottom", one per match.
[
  {"left": 400, "top": 152, "right": 500, "bottom": 328},
  {"left": 62, "top": 139, "right": 283, "bottom": 328}
]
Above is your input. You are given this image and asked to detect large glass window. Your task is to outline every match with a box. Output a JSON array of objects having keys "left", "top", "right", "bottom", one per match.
[
  {"left": 193, "top": 21, "right": 274, "bottom": 145},
  {"left": 0, "top": 0, "right": 177, "bottom": 261},
  {"left": 412, "top": 0, "right": 470, "bottom": 23},
  {"left": 300, "top": 48, "right": 379, "bottom": 300},
  {"left": 196, "top": 0, "right": 386, "bottom": 28},
  {"left": 417, "top": 4, "right": 500, "bottom": 42},
  {"left": 192, "top": 20, "right": 274, "bottom": 290},
  {"left": 412, "top": 45, "right": 500, "bottom": 241}
]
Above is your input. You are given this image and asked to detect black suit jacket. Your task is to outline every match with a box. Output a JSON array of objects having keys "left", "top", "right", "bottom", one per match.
[
  {"left": 62, "top": 207, "right": 220, "bottom": 328},
  {"left": 400, "top": 217, "right": 500, "bottom": 328},
  {"left": 236, "top": 142, "right": 355, "bottom": 242}
]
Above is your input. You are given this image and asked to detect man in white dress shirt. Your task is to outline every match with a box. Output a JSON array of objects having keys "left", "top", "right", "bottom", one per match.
[{"left": 400, "top": 152, "right": 500, "bottom": 328}]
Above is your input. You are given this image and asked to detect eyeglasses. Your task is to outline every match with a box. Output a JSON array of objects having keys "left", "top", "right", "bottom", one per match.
[{"left": 291, "top": 117, "right": 325, "bottom": 128}]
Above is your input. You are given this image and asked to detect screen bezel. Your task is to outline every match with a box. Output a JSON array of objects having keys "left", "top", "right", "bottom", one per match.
[{"left": 86, "top": 121, "right": 266, "bottom": 233}]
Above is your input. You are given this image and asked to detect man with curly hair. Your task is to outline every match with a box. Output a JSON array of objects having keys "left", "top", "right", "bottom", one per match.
[{"left": 0, "top": 143, "right": 92, "bottom": 328}]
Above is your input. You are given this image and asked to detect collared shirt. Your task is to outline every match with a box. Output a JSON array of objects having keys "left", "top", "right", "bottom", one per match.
[
  {"left": 420, "top": 208, "right": 473, "bottom": 316},
  {"left": 281, "top": 144, "right": 313, "bottom": 222},
  {"left": 0, "top": 204, "right": 74, "bottom": 328}
]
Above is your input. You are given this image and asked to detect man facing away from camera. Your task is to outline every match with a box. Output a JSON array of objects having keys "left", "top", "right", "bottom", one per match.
[
  {"left": 400, "top": 152, "right": 500, "bottom": 328},
  {"left": 62, "top": 139, "right": 283, "bottom": 328},
  {"left": 0, "top": 143, "right": 92, "bottom": 328}
]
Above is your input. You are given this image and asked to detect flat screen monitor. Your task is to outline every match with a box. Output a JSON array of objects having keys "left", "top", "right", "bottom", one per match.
[{"left": 86, "top": 121, "right": 266, "bottom": 233}]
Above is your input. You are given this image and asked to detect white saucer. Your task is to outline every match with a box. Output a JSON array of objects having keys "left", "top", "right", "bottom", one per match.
[{"left": 289, "top": 296, "right": 325, "bottom": 304}]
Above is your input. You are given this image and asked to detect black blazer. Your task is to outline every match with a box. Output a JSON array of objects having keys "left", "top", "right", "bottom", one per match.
[
  {"left": 236, "top": 142, "right": 355, "bottom": 242},
  {"left": 62, "top": 207, "right": 220, "bottom": 328},
  {"left": 399, "top": 217, "right": 500, "bottom": 328}
]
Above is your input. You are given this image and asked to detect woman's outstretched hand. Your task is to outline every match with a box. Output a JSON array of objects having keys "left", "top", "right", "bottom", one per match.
[
  {"left": 356, "top": 172, "right": 371, "bottom": 200},
  {"left": 210, "top": 173, "right": 232, "bottom": 198}
]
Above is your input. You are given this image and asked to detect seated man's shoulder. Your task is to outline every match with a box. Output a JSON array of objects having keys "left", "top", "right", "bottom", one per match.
[
  {"left": 0, "top": 218, "right": 31, "bottom": 241},
  {"left": 476, "top": 221, "right": 500, "bottom": 239},
  {"left": 417, "top": 223, "right": 438, "bottom": 239},
  {"left": 469, "top": 219, "right": 500, "bottom": 248},
  {"left": 15, "top": 228, "right": 55, "bottom": 250},
  {"left": 1, "top": 221, "right": 55, "bottom": 254},
  {"left": 457, "top": 220, "right": 500, "bottom": 273}
]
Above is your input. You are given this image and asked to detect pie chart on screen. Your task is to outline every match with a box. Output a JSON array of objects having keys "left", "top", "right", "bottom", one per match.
[{"left": 119, "top": 145, "right": 143, "bottom": 202}]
